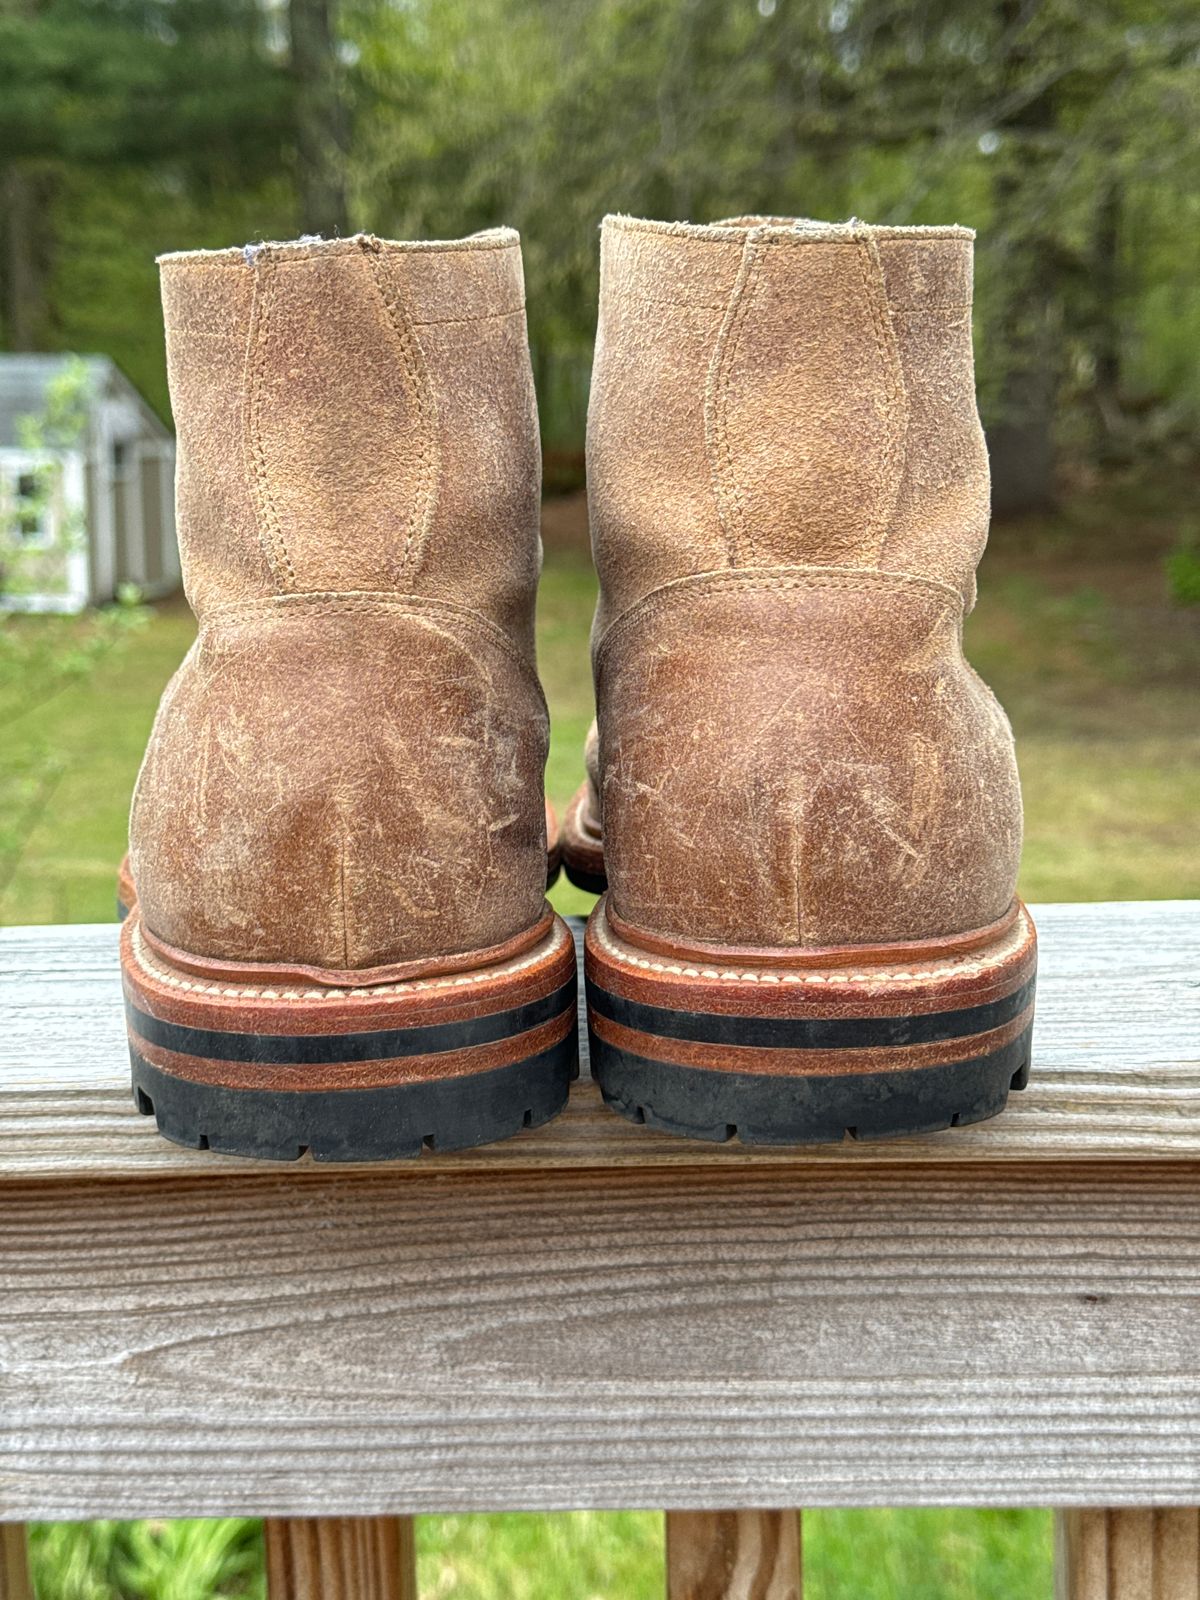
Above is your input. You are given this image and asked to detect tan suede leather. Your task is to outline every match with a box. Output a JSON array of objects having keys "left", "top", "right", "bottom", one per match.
[
  {"left": 587, "top": 215, "right": 1022, "bottom": 947},
  {"left": 131, "top": 232, "right": 549, "bottom": 969}
]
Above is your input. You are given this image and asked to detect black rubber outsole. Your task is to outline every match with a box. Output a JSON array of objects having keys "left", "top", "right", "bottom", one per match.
[
  {"left": 130, "top": 1034, "right": 577, "bottom": 1162},
  {"left": 590, "top": 1028, "right": 1033, "bottom": 1145}
]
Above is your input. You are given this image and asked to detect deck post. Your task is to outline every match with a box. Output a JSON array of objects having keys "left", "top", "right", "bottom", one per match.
[
  {"left": 1055, "top": 1510, "right": 1200, "bottom": 1598},
  {"left": 0, "top": 1527, "right": 33, "bottom": 1600},
  {"left": 264, "top": 1516, "right": 418, "bottom": 1600},
  {"left": 666, "top": 1510, "right": 802, "bottom": 1599}
]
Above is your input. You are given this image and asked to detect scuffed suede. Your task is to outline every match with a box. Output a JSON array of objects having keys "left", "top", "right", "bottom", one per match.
[
  {"left": 132, "top": 231, "right": 548, "bottom": 969},
  {"left": 587, "top": 214, "right": 1022, "bottom": 947}
]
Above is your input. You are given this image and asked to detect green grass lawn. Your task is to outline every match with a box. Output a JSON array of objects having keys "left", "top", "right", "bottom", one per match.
[{"left": 3, "top": 483, "right": 1195, "bottom": 1597}]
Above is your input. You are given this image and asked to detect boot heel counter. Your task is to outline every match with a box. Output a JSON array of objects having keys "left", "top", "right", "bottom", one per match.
[
  {"left": 596, "top": 572, "right": 1022, "bottom": 947},
  {"left": 131, "top": 600, "right": 548, "bottom": 968}
]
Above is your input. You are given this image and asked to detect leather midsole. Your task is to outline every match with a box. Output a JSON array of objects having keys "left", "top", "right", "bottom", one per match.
[
  {"left": 586, "top": 894, "right": 1037, "bottom": 1021},
  {"left": 121, "top": 908, "right": 578, "bottom": 1034}
]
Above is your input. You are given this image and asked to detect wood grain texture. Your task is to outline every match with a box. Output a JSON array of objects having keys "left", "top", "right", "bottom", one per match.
[
  {"left": 4, "top": 1162, "right": 1200, "bottom": 1518},
  {"left": 2, "top": 901, "right": 1198, "bottom": 1175},
  {"left": 264, "top": 1517, "right": 416, "bottom": 1600},
  {"left": 1056, "top": 1510, "right": 1200, "bottom": 1598},
  {"left": 666, "top": 1511, "right": 801, "bottom": 1599},
  {"left": 0, "top": 1527, "right": 33, "bottom": 1600}
]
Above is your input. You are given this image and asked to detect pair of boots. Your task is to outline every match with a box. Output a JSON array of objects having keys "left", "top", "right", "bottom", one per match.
[{"left": 121, "top": 215, "right": 1036, "bottom": 1161}]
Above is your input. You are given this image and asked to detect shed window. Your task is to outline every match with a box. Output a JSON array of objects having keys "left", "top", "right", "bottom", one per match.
[{"left": 4, "top": 466, "right": 55, "bottom": 549}]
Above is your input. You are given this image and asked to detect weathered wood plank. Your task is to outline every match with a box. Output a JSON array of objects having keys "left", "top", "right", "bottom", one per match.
[
  {"left": 3, "top": 1162, "right": 1200, "bottom": 1518},
  {"left": 666, "top": 1510, "right": 802, "bottom": 1599},
  {"left": 0, "top": 1527, "right": 33, "bottom": 1600},
  {"left": 1, "top": 902, "right": 1198, "bottom": 1176},
  {"left": 264, "top": 1517, "right": 417, "bottom": 1600},
  {"left": 1056, "top": 1509, "right": 1200, "bottom": 1598}
]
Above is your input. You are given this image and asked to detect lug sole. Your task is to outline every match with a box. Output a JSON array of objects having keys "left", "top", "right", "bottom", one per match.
[
  {"left": 585, "top": 896, "right": 1036, "bottom": 1145},
  {"left": 129, "top": 1040, "right": 575, "bottom": 1161},
  {"left": 121, "top": 908, "right": 578, "bottom": 1161}
]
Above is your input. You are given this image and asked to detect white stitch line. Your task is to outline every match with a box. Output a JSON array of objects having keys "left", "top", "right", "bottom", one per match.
[
  {"left": 594, "top": 910, "right": 1033, "bottom": 986},
  {"left": 131, "top": 921, "right": 570, "bottom": 1001},
  {"left": 197, "top": 594, "right": 545, "bottom": 703},
  {"left": 243, "top": 258, "right": 297, "bottom": 591},
  {"left": 595, "top": 568, "right": 963, "bottom": 677}
]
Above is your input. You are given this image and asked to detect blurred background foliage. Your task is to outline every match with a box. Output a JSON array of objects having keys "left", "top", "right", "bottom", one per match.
[{"left": 3, "top": 0, "right": 1199, "bottom": 510}]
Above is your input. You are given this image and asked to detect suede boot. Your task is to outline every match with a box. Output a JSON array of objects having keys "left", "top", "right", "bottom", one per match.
[
  {"left": 122, "top": 231, "right": 577, "bottom": 1160},
  {"left": 568, "top": 215, "right": 1036, "bottom": 1143}
]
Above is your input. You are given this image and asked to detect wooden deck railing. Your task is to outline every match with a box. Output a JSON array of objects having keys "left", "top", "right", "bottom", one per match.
[{"left": 1, "top": 901, "right": 1198, "bottom": 1598}]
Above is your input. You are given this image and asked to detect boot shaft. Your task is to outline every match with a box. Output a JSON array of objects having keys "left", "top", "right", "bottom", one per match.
[
  {"left": 133, "top": 233, "right": 550, "bottom": 971},
  {"left": 577, "top": 215, "right": 1035, "bottom": 1151},
  {"left": 587, "top": 214, "right": 989, "bottom": 635},
  {"left": 161, "top": 231, "right": 542, "bottom": 657},
  {"left": 584, "top": 214, "right": 1021, "bottom": 950}
]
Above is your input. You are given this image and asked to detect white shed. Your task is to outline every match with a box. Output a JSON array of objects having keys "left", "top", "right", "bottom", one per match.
[{"left": 0, "top": 354, "right": 178, "bottom": 613}]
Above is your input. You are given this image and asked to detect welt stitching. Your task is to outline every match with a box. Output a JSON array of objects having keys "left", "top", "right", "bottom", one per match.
[
  {"left": 596, "top": 569, "right": 962, "bottom": 673},
  {"left": 364, "top": 251, "right": 440, "bottom": 585},
  {"left": 593, "top": 910, "right": 1033, "bottom": 987},
  {"left": 243, "top": 259, "right": 296, "bottom": 591}
]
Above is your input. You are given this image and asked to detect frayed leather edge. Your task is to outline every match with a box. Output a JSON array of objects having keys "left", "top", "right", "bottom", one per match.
[
  {"left": 158, "top": 229, "right": 521, "bottom": 268},
  {"left": 602, "top": 213, "right": 975, "bottom": 244}
]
